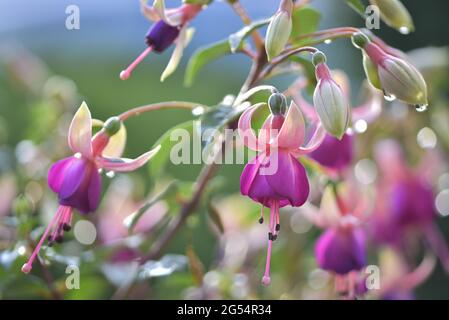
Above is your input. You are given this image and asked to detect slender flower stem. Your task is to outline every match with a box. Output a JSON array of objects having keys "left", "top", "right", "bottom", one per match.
[
  {"left": 118, "top": 101, "right": 206, "bottom": 121},
  {"left": 258, "top": 46, "right": 318, "bottom": 80},
  {"left": 229, "top": 0, "right": 264, "bottom": 50},
  {"left": 37, "top": 259, "right": 63, "bottom": 300}
]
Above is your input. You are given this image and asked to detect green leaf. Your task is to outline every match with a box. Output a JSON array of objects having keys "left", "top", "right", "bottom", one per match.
[
  {"left": 345, "top": 0, "right": 366, "bottom": 18},
  {"left": 228, "top": 18, "right": 271, "bottom": 53},
  {"left": 184, "top": 40, "right": 232, "bottom": 86},
  {"left": 290, "top": 6, "right": 321, "bottom": 41},
  {"left": 125, "top": 181, "right": 179, "bottom": 233},
  {"left": 148, "top": 121, "right": 194, "bottom": 175},
  {"left": 199, "top": 103, "right": 240, "bottom": 149}
]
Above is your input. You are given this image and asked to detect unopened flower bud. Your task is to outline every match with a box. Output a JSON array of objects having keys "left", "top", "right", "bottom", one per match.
[
  {"left": 363, "top": 42, "right": 428, "bottom": 106},
  {"left": 103, "top": 116, "right": 122, "bottom": 137},
  {"left": 313, "top": 61, "right": 350, "bottom": 139},
  {"left": 268, "top": 92, "right": 287, "bottom": 115},
  {"left": 369, "top": 0, "right": 414, "bottom": 34},
  {"left": 362, "top": 53, "right": 382, "bottom": 90},
  {"left": 265, "top": 0, "right": 293, "bottom": 61}
]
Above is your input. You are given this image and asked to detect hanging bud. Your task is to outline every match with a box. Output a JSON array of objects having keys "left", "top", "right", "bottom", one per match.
[
  {"left": 369, "top": 0, "right": 414, "bottom": 34},
  {"left": 352, "top": 32, "right": 428, "bottom": 107},
  {"left": 265, "top": 0, "right": 293, "bottom": 61},
  {"left": 268, "top": 92, "right": 287, "bottom": 115},
  {"left": 312, "top": 51, "right": 350, "bottom": 139},
  {"left": 363, "top": 53, "right": 382, "bottom": 90},
  {"left": 103, "top": 116, "right": 122, "bottom": 137}
]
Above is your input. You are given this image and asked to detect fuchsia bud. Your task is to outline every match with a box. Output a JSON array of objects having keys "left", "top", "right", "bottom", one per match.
[
  {"left": 265, "top": 0, "right": 293, "bottom": 61},
  {"left": 312, "top": 51, "right": 350, "bottom": 139},
  {"left": 369, "top": 0, "right": 414, "bottom": 34},
  {"left": 352, "top": 32, "right": 428, "bottom": 108}
]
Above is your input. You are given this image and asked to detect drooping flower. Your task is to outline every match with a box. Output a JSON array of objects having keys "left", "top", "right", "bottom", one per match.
[
  {"left": 238, "top": 93, "right": 326, "bottom": 285},
  {"left": 352, "top": 32, "right": 428, "bottom": 107},
  {"left": 22, "top": 102, "right": 160, "bottom": 273},
  {"left": 120, "top": 1, "right": 201, "bottom": 81}
]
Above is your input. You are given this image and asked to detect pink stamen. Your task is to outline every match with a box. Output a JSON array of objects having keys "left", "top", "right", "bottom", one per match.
[
  {"left": 262, "top": 201, "right": 279, "bottom": 286},
  {"left": 21, "top": 206, "right": 66, "bottom": 274},
  {"left": 120, "top": 47, "right": 153, "bottom": 80}
]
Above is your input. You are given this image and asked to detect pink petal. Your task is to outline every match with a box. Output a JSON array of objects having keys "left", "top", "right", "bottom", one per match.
[
  {"left": 238, "top": 103, "right": 266, "bottom": 152},
  {"left": 68, "top": 102, "right": 92, "bottom": 157},
  {"left": 48, "top": 157, "right": 75, "bottom": 193},
  {"left": 276, "top": 101, "right": 305, "bottom": 149},
  {"left": 97, "top": 145, "right": 161, "bottom": 172},
  {"left": 294, "top": 123, "right": 326, "bottom": 155}
]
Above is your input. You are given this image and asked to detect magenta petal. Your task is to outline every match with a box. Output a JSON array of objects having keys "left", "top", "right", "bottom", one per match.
[
  {"left": 315, "top": 227, "right": 366, "bottom": 275},
  {"left": 48, "top": 157, "right": 75, "bottom": 193},
  {"left": 58, "top": 158, "right": 88, "bottom": 200},
  {"left": 88, "top": 167, "right": 102, "bottom": 212},
  {"left": 265, "top": 150, "right": 309, "bottom": 207},
  {"left": 240, "top": 155, "right": 274, "bottom": 207},
  {"left": 310, "top": 133, "right": 354, "bottom": 170}
]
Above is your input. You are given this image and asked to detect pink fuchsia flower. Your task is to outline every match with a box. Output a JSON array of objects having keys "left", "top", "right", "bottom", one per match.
[
  {"left": 238, "top": 94, "right": 326, "bottom": 285},
  {"left": 22, "top": 102, "right": 160, "bottom": 274},
  {"left": 120, "top": 1, "right": 202, "bottom": 81},
  {"left": 352, "top": 32, "right": 428, "bottom": 107}
]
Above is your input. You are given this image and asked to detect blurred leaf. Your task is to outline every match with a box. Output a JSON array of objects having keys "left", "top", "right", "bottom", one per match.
[
  {"left": 186, "top": 245, "right": 205, "bottom": 286},
  {"left": 125, "top": 181, "right": 178, "bottom": 233},
  {"left": 148, "top": 121, "right": 194, "bottom": 175},
  {"left": 228, "top": 18, "right": 271, "bottom": 53},
  {"left": 207, "top": 201, "right": 224, "bottom": 234},
  {"left": 291, "top": 6, "right": 321, "bottom": 42},
  {"left": 185, "top": 40, "right": 232, "bottom": 86},
  {"left": 345, "top": 0, "right": 366, "bottom": 18}
]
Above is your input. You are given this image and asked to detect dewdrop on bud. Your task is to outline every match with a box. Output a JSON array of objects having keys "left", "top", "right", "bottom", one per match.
[
  {"left": 265, "top": 0, "right": 293, "bottom": 61},
  {"left": 369, "top": 0, "right": 414, "bottom": 34},
  {"left": 312, "top": 51, "right": 350, "bottom": 139}
]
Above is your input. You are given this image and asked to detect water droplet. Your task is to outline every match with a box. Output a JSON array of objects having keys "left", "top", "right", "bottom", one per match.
[
  {"left": 383, "top": 90, "right": 396, "bottom": 102},
  {"left": 192, "top": 106, "right": 205, "bottom": 116},
  {"left": 415, "top": 104, "right": 428, "bottom": 112},
  {"left": 106, "top": 171, "right": 115, "bottom": 178},
  {"left": 324, "top": 39, "right": 332, "bottom": 44},
  {"left": 399, "top": 26, "right": 410, "bottom": 35}
]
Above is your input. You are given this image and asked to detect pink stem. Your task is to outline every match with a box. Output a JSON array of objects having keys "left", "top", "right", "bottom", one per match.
[
  {"left": 22, "top": 206, "right": 64, "bottom": 273},
  {"left": 120, "top": 47, "right": 153, "bottom": 80},
  {"left": 262, "top": 201, "right": 278, "bottom": 286}
]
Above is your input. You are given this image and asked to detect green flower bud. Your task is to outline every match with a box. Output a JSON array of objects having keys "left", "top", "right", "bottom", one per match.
[
  {"left": 103, "top": 116, "right": 122, "bottom": 137},
  {"left": 370, "top": 0, "right": 414, "bottom": 34},
  {"left": 265, "top": 0, "right": 293, "bottom": 61},
  {"left": 268, "top": 92, "right": 287, "bottom": 115},
  {"left": 312, "top": 51, "right": 327, "bottom": 66},
  {"left": 351, "top": 32, "right": 370, "bottom": 49}
]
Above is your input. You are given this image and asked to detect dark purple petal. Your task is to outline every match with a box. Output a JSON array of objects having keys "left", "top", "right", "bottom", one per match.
[
  {"left": 265, "top": 150, "right": 309, "bottom": 207},
  {"left": 309, "top": 133, "right": 353, "bottom": 170},
  {"left": 240, "top": 151, "right": 309, "bottom": 208},
  {"left": 146, "top": 20, "right": 180, "bottom": 53},
  {"left": 315, "top": 227, "right": 366, "bottom": 275},
  {"left": 390, "top": 179, "right": 435, "bottom": 226},
  {"left": 58, "top": 158, "right": 102, "bottom": 214},
  {"left": 48, "top": 157, "right": 76, "bottom": 193}
]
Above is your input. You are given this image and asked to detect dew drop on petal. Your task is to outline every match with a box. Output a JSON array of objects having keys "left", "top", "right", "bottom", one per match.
[
  {"left": 415, "top": 104, "right": 428, "bottom": 112},
  {"left": 383, "top": 90, "right": 396, "bottom": 102}
]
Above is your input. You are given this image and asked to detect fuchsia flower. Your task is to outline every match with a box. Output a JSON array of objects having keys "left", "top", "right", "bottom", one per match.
[
  {"left": 22, "top": 102, "right": 160, "bottom": 274},
  {"left": 238, "top": 93, "right": 326, "bottom": 285},
  {"left": 120, "top": 1, "right": 202, "bottom": 81},
  {"left": 307, "top": 183, "right": 371, "bottom": 275}
]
